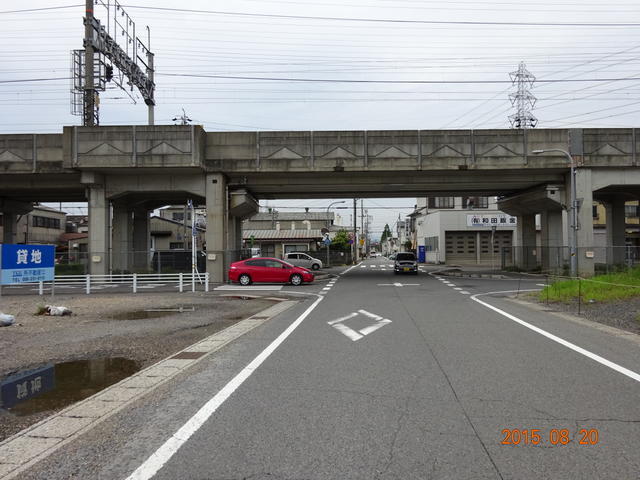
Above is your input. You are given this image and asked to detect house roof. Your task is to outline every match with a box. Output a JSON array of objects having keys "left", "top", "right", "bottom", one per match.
[
  {"left": 248, "top": 212, "right": 334, "bottom": 221},
  {"left": 243, "top": 229, "right": 324, "bottom": 240},
  {"left": 150, "top": 215, "right": 205, "bottom": 232},
  {"left": 59, "top": 232, "right": 88, "bottom": 242}
]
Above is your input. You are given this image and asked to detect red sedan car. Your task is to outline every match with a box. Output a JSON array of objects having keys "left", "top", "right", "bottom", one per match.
[{"left": 228, "top": 257, "right": 314, "bottom": 286}]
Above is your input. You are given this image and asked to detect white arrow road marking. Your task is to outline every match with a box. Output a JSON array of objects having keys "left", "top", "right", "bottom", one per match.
[
  {"left": 328, "top": 309, "right": 392, "bottom": 342},
  {"left": 377, "top": 283, "right": 420, "bottom": 287}
]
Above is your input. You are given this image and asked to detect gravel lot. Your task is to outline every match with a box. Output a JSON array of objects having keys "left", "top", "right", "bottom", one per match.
[
  {"left": 0, "top": 292, "right": 279, "bottom": 441},
  {"left": 533, "top": 294, "right": 640, "bottom": 334}
]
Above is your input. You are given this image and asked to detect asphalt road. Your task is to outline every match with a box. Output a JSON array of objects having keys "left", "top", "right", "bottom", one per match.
[{"left": 19, "top": 257, "right": 640, "bottom": 480}]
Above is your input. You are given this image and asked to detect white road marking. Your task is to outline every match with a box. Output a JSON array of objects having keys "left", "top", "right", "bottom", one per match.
[
  {"left": 332, "top": 323, "right": 364, "bottom": 341},
  {"left": 125, "top": 296, "right": 324, "bottom": 480},
  {"left": 536, "top": 284, "right": 548, "bottom": 287},
  {"left": 341, "top": 262, "right": 362, "bottom": 275},
  {"left": 328, "top": 309, "right": 392, "bottom": 342},
  {"left": 460, "top": 291, "right": 471, "bottom": 294},
  {"left": 377, "top": 283, "right": 420, "bottom": 287},
  {"left": 214, "top": 285, "right": 283, "bottom": 291},
  {"left": 322, "top": 287, "right": 331, "bottom": 291},
  {"left": 453, "top": 287, "right": 462, "bottom": 290},
  {"left": 471, "top": 290, "right": 640, "bottom": 384}
]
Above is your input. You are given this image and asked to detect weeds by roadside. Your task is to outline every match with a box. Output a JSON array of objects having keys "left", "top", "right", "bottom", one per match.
[{"left": 539, "top": 267, "right": 640, "bottom": 303}]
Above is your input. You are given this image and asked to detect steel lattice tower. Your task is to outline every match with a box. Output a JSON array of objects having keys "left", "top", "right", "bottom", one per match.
[{"left": 508, "top": 62, "right": 538, "bottom": 129}]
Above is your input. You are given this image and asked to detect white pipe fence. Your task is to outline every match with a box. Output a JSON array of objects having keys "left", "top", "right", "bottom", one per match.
[{"left": 26, "top": 273, "right": 209, "bottom": 295}]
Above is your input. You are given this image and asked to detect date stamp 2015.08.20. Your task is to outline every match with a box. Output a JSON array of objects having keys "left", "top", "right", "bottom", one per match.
[{"left": 501, "top": 428, "right": 599, "bottom": 446}]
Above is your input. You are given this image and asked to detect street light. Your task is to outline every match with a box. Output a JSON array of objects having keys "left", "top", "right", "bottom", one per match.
[
  {"left": 531, "top": 148, "right": 578, "bottom": 277},
  {"left": 325, "top": 201, "right": 346, "bottom": 267}
]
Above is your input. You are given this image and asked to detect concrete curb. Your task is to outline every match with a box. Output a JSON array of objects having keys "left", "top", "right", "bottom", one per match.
[
  {"left": 0, "top": 299, "right": 298, "bottom": 480},
  {"left": 438, "top": 271, "right": 508, "bottom": 279}
]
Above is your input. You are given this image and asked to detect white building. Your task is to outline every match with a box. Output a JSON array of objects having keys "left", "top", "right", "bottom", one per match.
[{"left": 414, "top": 196, "right": 517, "bottom": 265}]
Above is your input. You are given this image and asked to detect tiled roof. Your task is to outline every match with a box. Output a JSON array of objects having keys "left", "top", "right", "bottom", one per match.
[
  {"left": 248, "top": 212, "right": 334, "bottom": 221},
  {"left": 243, "top": 229, "right": 324, "bottom": 240}
]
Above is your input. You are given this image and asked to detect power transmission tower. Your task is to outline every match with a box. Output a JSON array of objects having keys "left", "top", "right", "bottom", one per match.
[
  {"left": 72, "top": 0, "right": 155, "bottom": 126},
  {"left": 508, "top": 62, "right": 538, "bottom": 129}
]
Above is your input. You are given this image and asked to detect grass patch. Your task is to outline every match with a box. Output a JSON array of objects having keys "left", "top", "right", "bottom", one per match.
[{"left": 539, "top": 267, "right": 640, "bottom": 303}]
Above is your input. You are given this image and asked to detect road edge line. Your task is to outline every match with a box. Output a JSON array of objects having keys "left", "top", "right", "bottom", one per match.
[
  {"left": 125, "top": 295, "right": 324, "bottom": 480},
  {"left": 471, "top": 290, "right": 640, "bottom": 384}
]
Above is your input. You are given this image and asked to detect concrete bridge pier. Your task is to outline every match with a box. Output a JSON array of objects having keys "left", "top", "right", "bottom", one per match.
[
  {"left": 205, "top": 173, "right": 227, "bottom": 283},
  {"left": 603, "top": 196, "right": 627, "bottom": 266},
  {"left": 514, "top": 214, "right": 537, "bottom": 270},
  {"left": 111, "top": 204, "right": 132, "bottom": 273},
  {"left": 540, "top": 209, "right": 565, "bottom": 273},
  {"left": 0, "top": 200, "right": 32, "bottom": 244},
  {"left": 86, "top": 182, "right": 110, "bottom": 276},
  {"left": 132, "top": 208, "right": 150, "bottom": 271},
  {"left": 574, "top": 168, "right": 595, "bottom": 276}
]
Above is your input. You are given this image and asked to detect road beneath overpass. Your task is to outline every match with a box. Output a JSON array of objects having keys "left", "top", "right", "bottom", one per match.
[{"left": 14, "top": 259, "right": 640, "bottom": 480}]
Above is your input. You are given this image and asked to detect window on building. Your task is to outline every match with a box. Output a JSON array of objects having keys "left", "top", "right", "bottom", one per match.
[
  {"left": 424, "top": 236, "right": 439, "bottom": 252},
  {"left": 284, "top": 244, "right": 307, "bottom": 254},
  {"left": 169, "top": 242, "right": 185, "bottom": 249},
  {"left": 32, "top": 216, "right": 61, "bottom": 229},
  {"left": 427, "top": 197, "right": 455, "bottom": 209},
  {"left": 625, "top": 205, "right": 639, "bottom": 218},
  {"left": 462, "top": 196, "right": 489, "bottom": 209},
  {"left": 172, "top": 212, "right": 184, "bottom": 222},
  {"left": 593, "top": 205, "right": 599, "bottom": 218},
  {"left": 261, "top": 244, "right": 275, "bottom": 257}
]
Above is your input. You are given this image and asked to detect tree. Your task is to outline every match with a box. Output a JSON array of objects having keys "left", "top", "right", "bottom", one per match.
[
  {"left": 331, "top": 229, "right": 350, "bottom": 250},
  {"left": 381, "top": 224, "right": 392, "bottom": 243},
  {"left": 404, "top": 240, "right": 413, "bottom": 251}
]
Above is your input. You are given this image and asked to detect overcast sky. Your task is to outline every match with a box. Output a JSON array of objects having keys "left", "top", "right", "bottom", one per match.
[{"left": 2, "top": 0, "right": 639, "bottom": 237}]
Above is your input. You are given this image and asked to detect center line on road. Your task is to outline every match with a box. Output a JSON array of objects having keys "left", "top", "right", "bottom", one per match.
[
  {"left": 471, "top": 290, "right": 640, "bottom": 384},
  {"left": 125, "top": 295, "right": 324, "bottom": 480}
]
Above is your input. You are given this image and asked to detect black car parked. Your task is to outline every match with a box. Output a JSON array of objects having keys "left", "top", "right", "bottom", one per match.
[{"left": 394, "top": 252, "right": 418, "bottom": 275}]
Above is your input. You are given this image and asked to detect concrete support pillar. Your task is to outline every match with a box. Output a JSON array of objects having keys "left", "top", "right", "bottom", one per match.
[
  {"left": 112, "top": 205, "right": 132, "bottom": 272},
  {"left": 88, "top": 185, "right": 110, "bottom": 275},
  {"left": 2, "top": 211, "right": 18, "bottom": 244},
  {"left": 575, "top": 168, "right": 595, "bottom": 276},
  {"left": 605, "top": 197, "right": 627, "bottom": 265},
  {"left": 133, "top": 208, "right": 150, "bottom": 271},
  {"left": 540, "top": 210, "right": 564, "bottom": 272},
  {"left": 514, "top": 214, "right": 537, "bottom": 270},
  {"left": 226, "top": 216, "right": 243, "bottom": 269},
  {"left": 205, "top": 173, "right": 227, "bottom": 283}
]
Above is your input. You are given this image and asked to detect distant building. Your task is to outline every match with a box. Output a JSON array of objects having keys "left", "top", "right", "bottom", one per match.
[
  {"left": 243, "top": 210, "right": 336, "bottom": 258},
  {"left": 0, "top": 205, "right": 66, "bottom": 245},
  {"left": 150, "top": 215, "right": 205, "bottom": 251},
  {"left": 414, "top": 196, "right": 517, "bottom": 265},
  {"left": 66, "top": 214, "right": 89, "bottom": 234}
]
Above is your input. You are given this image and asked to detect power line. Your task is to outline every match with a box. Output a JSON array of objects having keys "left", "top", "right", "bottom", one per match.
[
  {"left": 122, "top": 5, "right": 640, "bottom": 27},
  {"left": 0, "top": 5, "right": 82, "bottom": 14},
  {"left": 157, "top": 73, "right": 640, "bottom": 84}
]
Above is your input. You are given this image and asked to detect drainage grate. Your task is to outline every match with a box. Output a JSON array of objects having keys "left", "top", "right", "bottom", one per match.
[{"left": 171, "top": 351, "right": 207, "bottom": 360}]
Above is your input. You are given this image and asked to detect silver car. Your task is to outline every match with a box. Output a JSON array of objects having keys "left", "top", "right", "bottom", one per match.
[{"left": 283, "top": 252, "right": 323, "bottom": 270}]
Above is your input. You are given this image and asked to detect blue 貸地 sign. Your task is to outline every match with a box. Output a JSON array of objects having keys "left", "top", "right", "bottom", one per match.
[
  {"left": 0, "top": 364, "right": 55, "bottom": 409},
  {"left": 0, "top": 244, "right": 55, "bottom": 285}
]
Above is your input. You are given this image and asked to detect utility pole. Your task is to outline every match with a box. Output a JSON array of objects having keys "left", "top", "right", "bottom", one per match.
[
  {"left": 84, "top": 0, "right": 96, "bottom": 126},
  {"left": 353, "top": 198, "right": 358, "bottom": 264},
  {"left": 508, "top": 62, "right": 537, "bottom": 129},
  {"left": 146, "top": 26, "right": 154, "bottom": 125},
  {"left": 360, "top": 199, "right": 364, "bottom": 258}
]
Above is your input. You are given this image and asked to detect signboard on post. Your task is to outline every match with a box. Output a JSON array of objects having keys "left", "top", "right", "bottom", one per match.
[{"left": 0, "top": 244, "right": 55, "bottom": 285}]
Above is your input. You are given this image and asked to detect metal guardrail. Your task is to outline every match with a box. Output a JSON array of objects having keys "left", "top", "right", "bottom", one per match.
[{"left": 15, "top": 273, "right": 209, "bottom": 295}]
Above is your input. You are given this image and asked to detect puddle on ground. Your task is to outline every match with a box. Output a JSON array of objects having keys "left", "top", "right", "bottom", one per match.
[
  {"left": 111, "top": 310, "right": 174, "bottom": 320},
  {"left": 3, "top": 358, "right": 140, "bottom": 416}
]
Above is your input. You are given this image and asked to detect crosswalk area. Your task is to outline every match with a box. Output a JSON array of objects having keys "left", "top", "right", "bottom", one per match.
[{"left": 358, "top": 263, "right": 427, "bottom": 273}]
